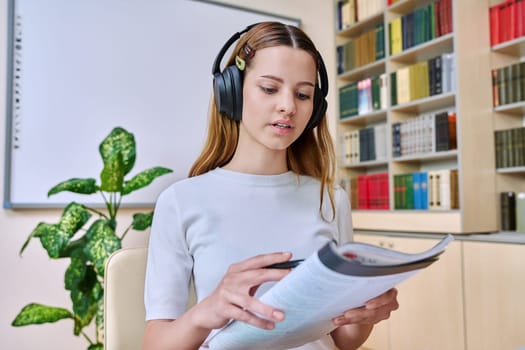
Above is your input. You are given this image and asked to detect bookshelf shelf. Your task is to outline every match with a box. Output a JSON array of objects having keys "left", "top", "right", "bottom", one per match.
[
  {"left": 389, "top": 33, "right": 454, "bottom": 64},
  {"left": 339, "top": 110, "right": 387, "bottom": 125},
  {"left": 393, "top": 150, "right": 457, "bottom": 163},
  {"left": 344, "top": 160, "right": 388, "bottom": 169},
  {"left": 496, "top": 167, "right": 525, "bottom": 174},
  {"left": 390, "top": 92, "right": 455, "bottom": 114},
  {"left": 352, "top": 210, "right": 462, "bottom": 233},
  {"left": 494, "top": 101, "right": 525, "bottom": 115},
  {"left": 491, "top": 36, "right": 525, "bottom": 57},
  {"left": 337, "top": 12, "right": 383, "bottom": 38},
  {"left": 387, "top": 0, "right": 432, "bottom": 15},
  {"left": 338, "top": 59, "right": 386, "bottom": 82},
  {"left": 335, "top": 0, "right": 497, "bottom": 233}
]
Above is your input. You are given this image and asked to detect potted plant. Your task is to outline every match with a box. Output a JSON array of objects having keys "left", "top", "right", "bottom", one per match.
[{"left": 11, "top": 127, "right": 173, "bottom": 349}]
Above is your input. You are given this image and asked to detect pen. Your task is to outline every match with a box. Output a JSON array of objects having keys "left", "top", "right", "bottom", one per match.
[{"left": 264, "top": 259, "right": 304, "bottom": 269}]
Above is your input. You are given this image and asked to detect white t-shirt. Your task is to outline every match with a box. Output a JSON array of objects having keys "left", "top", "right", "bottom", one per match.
[{"left": 145, "top": 168, "right": 353, "bottom": 349}]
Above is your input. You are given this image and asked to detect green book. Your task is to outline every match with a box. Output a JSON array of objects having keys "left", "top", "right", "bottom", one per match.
[
  {"left": 405, "top": 173, "right": 414, "bottom": 209},
  {"left": 339, "top": 82, "right": 358, "bottom": 119},
  {"left": 372, "top": 76, "right": 381, "bottom": 110},
  {"left": 375, "top": 22, "right": 385, "bottom": 60},
  {"left": 390, "top": 72, "right": 397, "bottom": 106}
]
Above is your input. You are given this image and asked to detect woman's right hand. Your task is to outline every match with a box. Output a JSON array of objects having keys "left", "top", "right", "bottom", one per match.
[{"left": 188, "top": 252, "right": 293, "bottom": 332}]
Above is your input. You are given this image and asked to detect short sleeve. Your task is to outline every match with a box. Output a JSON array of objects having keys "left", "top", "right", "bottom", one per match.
[
  {"left": 144, "top": 185, "right": 193, "bottom": 320},
  {"left": 334, "top": 186, "right": 353, "bottom": 244}
]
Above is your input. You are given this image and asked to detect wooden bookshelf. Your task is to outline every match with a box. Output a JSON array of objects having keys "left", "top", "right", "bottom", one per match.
[
  {"left": 335, "top": 0, "right": 498, "bottom": 233},
  {"left": 489, "top": 0, "right": 525, "bottom": 231}
]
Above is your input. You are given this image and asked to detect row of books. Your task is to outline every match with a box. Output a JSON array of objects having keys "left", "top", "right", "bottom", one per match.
[
  {"left": 394, "top": 169, "right": 459, "bottom": 210},
  {"left": 340, "top": 123, "right": 387, "bottom": 165},
  {"left": 491, "top": 61, "right": 525, "bottom": 107},
  {"left": 494, "top": 126, "right": 525, "bottom": 169},
  {"left": 336, "top": 0, "right": 384, "bottom": 31},
  {"left": 345, "top": 173, "right": 389, "bottom": 210},
  {"left": 339, "top": 74, "right": 387, "bottom": 119},
  {"left": 389, "top": 0, "right": 452, "bottom": 55},
  {"left": 500, "top": 192, "right": 525, "bottom": 232},
  {"left": 392, "top": 110, "right": 457, "bottom": 158},
  {"left": 391, "top": 53, "right": 455, "bottom": 106},
  {"left": 489, "top": 0, "right": 525, "bottom": 46},
  {"left": 336, "top": 23, "right": 385, "bottom": 74}
]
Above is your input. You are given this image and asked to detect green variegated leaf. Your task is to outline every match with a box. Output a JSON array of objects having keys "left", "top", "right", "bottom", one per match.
[
  {"left": 34, "top": 203, "right": 90, "bottom": 259},
  {"left": 88, "top": 344, "right": 104, "bottom": 350},
  {"left": 12, "top": 303, "right": 72, "bottom": 326},
  {"left": 99, "top": 152, "right": 125, "bottom": 192},
  {"left": 19, "top": 224, "right": 42, "bottom": 256},
  {"left": 84, "top": 220, "right": 121, "bottom": 277},
  {"left": 65, "top": 250, "right": 87, "bottom": 291},
  {"left": 70, "top": 266, "right": 100, "bottom": 332},
  {"left": 99, "top": 127, "right": 136, "bottom": 175},
  {"left": 122, "top": 167, "right": 173, "bottom": 195},
  {"left": 57, "top": 202, "right": 91, "bottom": 235},
  {"left": 34, "top": 223, "right": 64, "bottom": 259},
  {"left": 132, "top": 211, "right": 154, "bottom": 231},
  {"left": 48, "top": 178, "right": 98, "bottom": 197}
]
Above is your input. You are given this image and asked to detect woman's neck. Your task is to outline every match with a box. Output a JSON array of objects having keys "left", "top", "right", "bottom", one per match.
[{"left": 223, "top": 150, "right": 288, "bottom": 175}]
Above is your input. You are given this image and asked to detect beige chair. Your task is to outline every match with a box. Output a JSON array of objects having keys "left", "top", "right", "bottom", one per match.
[{"left": 104, "top": 247, "right": 148, "bottom": 350}]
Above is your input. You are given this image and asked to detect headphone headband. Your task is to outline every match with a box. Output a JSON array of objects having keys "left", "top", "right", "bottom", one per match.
[{"left": 212, "top": 24, "right": 256, "bottom": 75}]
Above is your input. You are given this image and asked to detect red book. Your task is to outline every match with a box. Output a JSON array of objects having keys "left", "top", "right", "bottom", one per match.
[
  {"left": 448, "top": 111, "right": 457, "bottom": 150},
  {"left": 357, "top": 174, "right": 370, "bottom": 209},
  {"left": 439, "top": 0, "right": 446, "bottom": 36},
  {"left": 489, "top": 4, "right": 501, "bottom": 46},
  {"left": 447, "top": 0, "right": 453, "bottom": 34},
  {"left": 499, "top": 1, "right": 510, "bottom": 43},
  {"left": 380, "top": 173, "right": 390, "bottom": 209},
  {"left": 509, "top": 0, "right": 517, "bottom": 40},
  {"left": 434, "top": 0, "right": 442, "bottom": 37},
  {"left": 369, "top": 174, "right": 379, "bottom": 209},
  {"left": 515, "top": 0, "right": 525, "bottom": 38}
]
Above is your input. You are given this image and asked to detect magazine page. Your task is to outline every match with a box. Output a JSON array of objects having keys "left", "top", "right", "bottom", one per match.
[{"left": 206, "top": 234, "right": 453, "bottom": 350}]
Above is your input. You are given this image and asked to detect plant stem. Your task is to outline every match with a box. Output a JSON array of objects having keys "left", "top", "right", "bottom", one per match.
[
  {"left": 81, "top": 330, "right": 94, "bottom": 345},
  {"left": 85, "top": 206, "right": 109, "bottom": 219},
  {"left": 120, "top": 224, "right": 132, "bottom": 240}
]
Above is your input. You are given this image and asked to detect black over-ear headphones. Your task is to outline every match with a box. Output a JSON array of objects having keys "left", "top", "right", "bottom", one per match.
[{"left": 211, "top": 23, "right": 329, "bottom": 130}]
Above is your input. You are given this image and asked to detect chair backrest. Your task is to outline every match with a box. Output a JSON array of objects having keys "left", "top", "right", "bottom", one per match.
[{"left": 104, "top": 247, "right": 148, "bottom": 350}]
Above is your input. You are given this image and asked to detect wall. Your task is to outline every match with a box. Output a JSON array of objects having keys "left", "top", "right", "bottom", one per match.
[{"left": 0, "top": 0, "right": 336, "bottom": 348}]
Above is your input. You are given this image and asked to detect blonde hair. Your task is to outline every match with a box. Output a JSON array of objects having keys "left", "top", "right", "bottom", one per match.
[{"left": 189, "top": 22, "right": 336, "bottom": 220}]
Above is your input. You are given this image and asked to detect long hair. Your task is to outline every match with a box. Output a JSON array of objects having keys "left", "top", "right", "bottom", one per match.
[{"left": 189, "top": 22, "right": 337, "bottom": 220}]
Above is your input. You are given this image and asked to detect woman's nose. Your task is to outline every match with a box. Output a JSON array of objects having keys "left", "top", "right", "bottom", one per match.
[{"left": 278, "top": 91, "right": 296, "bottom": 116}]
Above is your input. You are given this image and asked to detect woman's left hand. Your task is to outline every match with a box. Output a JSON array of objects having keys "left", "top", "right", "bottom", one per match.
[{"left": 333, "top": 288, "right": 399, "bottom": 327}]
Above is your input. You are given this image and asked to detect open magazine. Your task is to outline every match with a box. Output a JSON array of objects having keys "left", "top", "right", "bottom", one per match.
[{"left": 205, "top": 234, "right": 454, "bottom": 350}]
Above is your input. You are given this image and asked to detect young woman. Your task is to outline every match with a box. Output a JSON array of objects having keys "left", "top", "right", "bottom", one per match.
[{"left": 143, "top": 22, "right": 398, "bottom": 350}]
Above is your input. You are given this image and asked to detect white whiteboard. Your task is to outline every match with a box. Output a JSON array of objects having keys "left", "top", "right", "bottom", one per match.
[{"left": 4, "top": 0, "right": 299, "bottom": 208}]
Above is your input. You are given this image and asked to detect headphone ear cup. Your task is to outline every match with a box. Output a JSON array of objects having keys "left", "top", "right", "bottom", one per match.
[
  {"left": 213, "top": 65, "right": 243, "bottom": 122},
  {"left": 306, "top": 87, "right": 327, "bottom": 130}
]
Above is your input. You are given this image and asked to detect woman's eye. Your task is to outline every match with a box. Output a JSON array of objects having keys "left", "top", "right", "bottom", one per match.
[
  {"left": 297, "top": 92, "right": 311, "bottom": 100},
  {"left": 260, "top": 86, "right": 277, "bottom": 94}
]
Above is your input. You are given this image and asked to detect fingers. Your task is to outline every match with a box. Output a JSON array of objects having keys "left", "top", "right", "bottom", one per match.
[
  {"left": 333, "top": 288, "right": 400, "bottom": 327},
  {"left": 228, "top": 252, "right": 292, "bottom": 272},
  {"left": 201, "top": 252, "right": 294, "bottom": 331},
  {"left": 365, "top": 288, "right": 398, "bottom": 309}
]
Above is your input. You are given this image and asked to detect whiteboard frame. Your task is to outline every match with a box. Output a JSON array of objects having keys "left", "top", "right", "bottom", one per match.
[{"left": 3, "top": 0, "right": 300, "bottom": 209}]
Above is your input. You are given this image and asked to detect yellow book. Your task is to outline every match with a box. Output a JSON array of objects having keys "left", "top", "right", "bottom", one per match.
[
  {"left": 409, "top": 64, "right": 417, "bottom": 102},
  {"left": 390, "top": 17, "right": 402, "bottom": 55}
]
